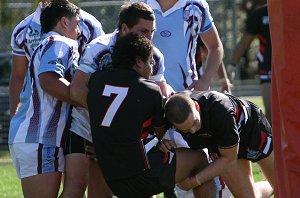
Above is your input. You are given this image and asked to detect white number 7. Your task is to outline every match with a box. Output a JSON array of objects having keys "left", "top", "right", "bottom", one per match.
[{"left": 101, "top": 85, "right": 129, "bottom": 127}]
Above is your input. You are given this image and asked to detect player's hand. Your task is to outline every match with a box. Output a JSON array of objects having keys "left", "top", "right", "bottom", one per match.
[
  {"left": 219, "top": 78, "right": 233, "bottom": 94},
  {"left": 177, "top": 176, "right": 199, "bottom": 191},
  {"left": 157, "top": 139, "right": 176, "bottom": 152},
  {"left": 226, "top": 64, "right": 236, "bottom": 82},
  {"left": 85, "top": 145, "right": 98, "bottom": 161},
  {"left": 187, "top": 78, "right": 210, "bottom": 91}
]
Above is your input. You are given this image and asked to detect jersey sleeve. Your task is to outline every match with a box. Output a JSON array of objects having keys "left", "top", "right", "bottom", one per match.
[
  {"left": 195, "top": 0, "right": 214, "bottom": 33},
  {"left": 79, "top": 9, "right": 105, "bottom": 42},
  {"left": 245, "top": 9, "right": 260, "bottom": 35},
  {"left": 78, "top": 38, "right": 112, "bottom": 74},
  {"left": 39, "top": 38, "right": 78, "bottom": 78},
  {"left": 10, "top": 16, "right": 32, "bottom": 57},
  {"left": 152, "top": 86, "right": 166, "bottom": 128},
  {"left": 210, "top": 103, "right": 240, "bottom": 148},
  {"left": 149, "top": 47, "right": 166, "bottom": 82}
]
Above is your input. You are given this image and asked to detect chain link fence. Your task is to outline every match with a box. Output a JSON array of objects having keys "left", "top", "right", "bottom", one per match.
[{"left": 0, "top": 0, "right": 261, "bottom": 150}]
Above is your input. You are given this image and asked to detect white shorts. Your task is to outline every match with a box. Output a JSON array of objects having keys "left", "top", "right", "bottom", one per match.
[{"left": 9, "top": 143, "right": 65, "bottom": 179}]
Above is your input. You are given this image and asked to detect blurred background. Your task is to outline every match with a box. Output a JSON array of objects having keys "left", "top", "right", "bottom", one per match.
[{"left": 0, "top": 0, "right": 263, "bottom": 150}]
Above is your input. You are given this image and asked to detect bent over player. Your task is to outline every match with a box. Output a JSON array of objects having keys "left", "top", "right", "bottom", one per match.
[{"left": 164, "top": 91, "right": 275, "bottom": 198}]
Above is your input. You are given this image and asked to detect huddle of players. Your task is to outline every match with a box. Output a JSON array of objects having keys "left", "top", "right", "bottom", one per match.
[{"left": 8, "top": 0, "right": 274, "bottom": 197}]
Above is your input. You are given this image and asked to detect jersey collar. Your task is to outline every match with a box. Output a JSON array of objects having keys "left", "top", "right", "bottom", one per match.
[
  {"left": 148, "top": 0, "right": 186, "bottom": 17},
  {"left": 32, "top": 2, "right": 43, "bottom": 24}
]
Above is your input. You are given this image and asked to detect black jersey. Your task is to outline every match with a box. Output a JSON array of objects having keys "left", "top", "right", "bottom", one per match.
[
  {"left": 181, "top": 91, "right": 271, "bottom": 159},
  {"left": 246, "top": 5, "right": 271, "bottom": 70},
  {"left": 87, "top": 68, "right": 165, "bottom": 181}
]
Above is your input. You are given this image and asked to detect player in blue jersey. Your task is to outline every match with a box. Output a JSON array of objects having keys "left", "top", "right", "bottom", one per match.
[
  {"left": 10, "top": 0, "right": 104, "bottom": 117},
  {"left": 8, "top": 1, "right": 81, "bottom": 197},
  {"left": 133, "top": 0, "right": 224, "bottom": 92},
  {"left": 130, "top": 1, "right": 225, "bottom": 197}
]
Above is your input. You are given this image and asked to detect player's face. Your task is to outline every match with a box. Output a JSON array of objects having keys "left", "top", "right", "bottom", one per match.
[
  {"left": 128, "top": 18, "right": 155, "bottom": 40},
  {"left": 173, "top": 109, "right": 201, "bottom": 134},
  {"left": 141, "top": 53, "right": 154, "bottom": 79},
  {"left": 65, "top": 15, "right": 81, "bottom": 40}
]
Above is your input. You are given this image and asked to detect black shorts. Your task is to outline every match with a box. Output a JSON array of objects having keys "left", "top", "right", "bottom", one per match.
[
  {"left": 106, "top": 147, "right": 176, "bottom": 198},
  {"left": 65, "top": 131, "right": 93, "bottom": 155},
  {"left": 208, "top": 104, "right": 273, "bottom": 163}
]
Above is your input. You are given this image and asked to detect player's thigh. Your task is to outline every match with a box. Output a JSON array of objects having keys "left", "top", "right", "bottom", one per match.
[
  {"left": 175, "top": 148, "right": 209, "bottom": 182},
  {"left": 21, "top": 172, "right": 62, "bottom": 198},
  {"left": 256, "top": 150, "right": 275, "bottom": 188},
  {"left": 87, "top": 159, "right": 113, "bottom": 198},
  {"left": 64, "top": 132, "right": 90, "bottom": 188},
  {"left": 220, "top": 159, "right": 257, "bottom": 198},
  {"left": 261, "top": 83, "right": 271, "bottom": 117}
]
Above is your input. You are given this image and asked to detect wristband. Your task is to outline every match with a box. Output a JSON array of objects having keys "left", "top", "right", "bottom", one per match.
[{"left": 190, "top": 175, "right": 202, "bottom": 187}]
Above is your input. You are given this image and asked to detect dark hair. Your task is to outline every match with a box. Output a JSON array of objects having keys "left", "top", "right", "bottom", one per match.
[
  {"left": 164, "top": 93, "right": 194, "bottom": 124},
  {"left": 118, "top": 2, "right": 155, "bottom": 29},
  {"left": 41, "top": 0, "right": 80, "bottom": 33},
  {"left": 112, "top": 33, "right": 153, "bottom": 69}
]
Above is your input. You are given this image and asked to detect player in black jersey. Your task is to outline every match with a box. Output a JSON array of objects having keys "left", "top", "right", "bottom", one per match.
[
  {"left": 164, "top": 91, "right": 274, "bottom": 198},
  {"left": 228, "top": 3, "right": 271, "bottom": 123},
  {"left": 87, "top": 33, "right": 216, "bottom": 198}
]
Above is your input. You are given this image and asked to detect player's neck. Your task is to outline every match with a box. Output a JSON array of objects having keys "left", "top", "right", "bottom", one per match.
[{"left": 156, "top": 0, "right": 178, "bottom": 12}]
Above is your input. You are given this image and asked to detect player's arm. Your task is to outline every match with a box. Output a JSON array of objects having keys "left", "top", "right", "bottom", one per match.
[
  {"left": 227, "top": 33, "right": 255, "bottom": 80},
  {"left": 179, "top": 145, "right": 238, "bottom": 190},
  {"left": 155, "top": 81, "right": 168, "bottom": 97},
  {"left": 9, "top": 55, "right": 28, "bottom": 117},
  {"left": 70, "top": 70, "right": 91, "bottom": 108},
  {"left": 189, "top": 25, "right": 223, "bottom": 91},
  {"left": 39, "top": 72, "right": 80, "bottom": 106}
]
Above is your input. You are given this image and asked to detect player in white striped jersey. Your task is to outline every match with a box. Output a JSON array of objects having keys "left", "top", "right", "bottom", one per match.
[
  {"left": 8, "top": 1, "right": 81, "bottom": 197},
  {"left": 10, "top": 0, "right": 104, "bottom": 117}
]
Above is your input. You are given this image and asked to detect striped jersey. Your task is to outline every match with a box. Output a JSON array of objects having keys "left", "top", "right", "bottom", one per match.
[
  {"left": 9, "top": 32, "right": 79, "bottom": 147},
  {"left": 141, "top": 0, "right": 214, "bottom": 92},
  {"left": 71, "top": 29, "right": 166, "bottom": 141},
  {"left": 11, "top": 2, "right": 104, "bottom": 60}
]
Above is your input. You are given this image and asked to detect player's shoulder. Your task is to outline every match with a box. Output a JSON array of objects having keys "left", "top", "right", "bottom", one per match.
[
  {"left": 41, "top": 34, "right": 77, "bottom": 52},
  {"left": 79, "top": 9, "right": 99, "bottom": 23},
  {"left": 142, "top": 79, "right": 162, "bottom": 93},
  {"left": 12, "top": 13, "right": 35, "bottom": 34},
  {"left": 185, "top": 0, "right": 209, "bottom": 7}
]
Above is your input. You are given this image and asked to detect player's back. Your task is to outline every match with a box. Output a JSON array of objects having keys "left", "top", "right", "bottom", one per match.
[{"left": 87, "top": 68, "right": 165, "bottom": 181}]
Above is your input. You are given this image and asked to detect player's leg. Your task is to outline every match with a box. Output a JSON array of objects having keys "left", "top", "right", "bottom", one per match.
[
  {"left": 10, "top": 143, "right": 64, "bottom": 198},
  {"left": 256, "top": 150, "right": 275, "bottom": 192},
  {"left": 22, "top": 172, "right": 62, "bottom": 198},
  {"left": 219, "top": 159, "right": 258, "bottom": 198},
  {"left": 261, "top": 82, "right": 271, "bottom": 123},
  {"left": 86, "top": 156, "right": 113, "bottom": 198},
  {"left": 175, "top": 148, "right": 216, "bottom": 198},
  {"left": 60, "top": 132, "right": 89, "bottom": 198}
]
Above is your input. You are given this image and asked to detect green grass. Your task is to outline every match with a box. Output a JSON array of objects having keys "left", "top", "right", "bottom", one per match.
[{"left": 0, "top": 96, "right": 268, "bottom": 197}]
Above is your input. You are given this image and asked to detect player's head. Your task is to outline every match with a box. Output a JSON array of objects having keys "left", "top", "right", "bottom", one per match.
[
  {"left": 118, "top": 2, "right": 155, "bottom": 40},
  {"left": 41, "top": 0, "right": 80, "bottom": 40},
  {"left": 112, "top": 33, "right": 154, "bottom": 79},
  {"left": 164, "top": 93, "right": 202, "bottom": 134}
]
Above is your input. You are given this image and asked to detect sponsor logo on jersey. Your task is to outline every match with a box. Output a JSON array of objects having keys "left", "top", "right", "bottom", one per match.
[
  {"left": 28, "top": 29, "right": 42, "bottom": 51},
  {"left": 160, "top": 30, "right": 171, "bottom": 37}
]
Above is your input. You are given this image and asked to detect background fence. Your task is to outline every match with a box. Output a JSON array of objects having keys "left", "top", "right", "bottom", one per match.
[{"left": 0, "top": 0, "right": 262, "bottom": 150}]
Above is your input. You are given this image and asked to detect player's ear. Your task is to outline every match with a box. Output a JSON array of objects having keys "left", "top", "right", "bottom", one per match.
[
  {"left": 135, "top": 56, "right": 143, "bottom": 68},
  {"left": 120, "top": 23, "right": 130, "bottom": 35},
  {"left": 194, "top": 101, "right": 200, "bottom": 112}
]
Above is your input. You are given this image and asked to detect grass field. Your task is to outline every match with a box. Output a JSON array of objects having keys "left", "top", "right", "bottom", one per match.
[{"left": 0, "top": 96, "right": 268, "bottom": 198}]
